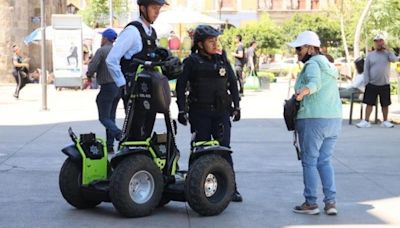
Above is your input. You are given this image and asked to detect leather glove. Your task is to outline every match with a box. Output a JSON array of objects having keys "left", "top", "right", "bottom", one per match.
[
  {"left": 231, "top": 107, "right": 241, "bottom": 122},
  {"left": 178, "top": 112, "right": 188, "bottom": 126}
]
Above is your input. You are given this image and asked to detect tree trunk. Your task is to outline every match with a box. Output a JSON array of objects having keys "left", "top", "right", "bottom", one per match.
[
  {"left": 340, "top": 15, "right": 351, "bottom": 79},
  {"left": 353, "top": 0, "right": 373, "bottom": 59}
]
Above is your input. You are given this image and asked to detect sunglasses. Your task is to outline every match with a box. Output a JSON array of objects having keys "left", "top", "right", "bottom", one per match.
[{"left": 295, "top": 46, "right": 302, "bottom": 52}]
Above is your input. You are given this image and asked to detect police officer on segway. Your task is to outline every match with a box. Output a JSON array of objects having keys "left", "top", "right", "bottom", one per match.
[
  {"left": 106, "top": 0, "right": 168, "bottom": 140},
  {"left": 106, "top": 0, "right": 168, "bottom": 109},
  {"left": 176, "top": 25, "right": 243, "bottom": 202}
]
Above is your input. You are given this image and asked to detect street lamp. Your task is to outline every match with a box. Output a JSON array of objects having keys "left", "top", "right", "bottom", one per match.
[
  {"left": 40, "top": 0, "right": 47, "bottom": 110},
  {"left": 219, "top": 0, "right": 223, "bottom": 20}
]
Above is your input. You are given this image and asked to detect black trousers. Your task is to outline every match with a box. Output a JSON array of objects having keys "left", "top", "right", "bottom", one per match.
[
  {"left": 13, "top": 70, "right": 29, "bottom": 97},
  {"left": 189, "top": 108, "right": 238, "bottom": 190},
  {"left": 235, "top": 65, "right": 244, "bottom": 94}
]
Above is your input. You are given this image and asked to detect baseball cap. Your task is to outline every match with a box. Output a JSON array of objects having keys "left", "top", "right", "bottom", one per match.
[
  {"left": 101, "top": 28, "right": 117, "bottom": 42},
  {"left": 288, "top": 31, "right": 321, "bottom": 48},
  {"left": 373, "top": 34, "right": 385, "bottom": 41}
]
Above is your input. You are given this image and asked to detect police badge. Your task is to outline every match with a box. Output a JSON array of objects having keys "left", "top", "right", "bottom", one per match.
[{"left": 219, "top": 67, "right": 226, "bottom": 77}]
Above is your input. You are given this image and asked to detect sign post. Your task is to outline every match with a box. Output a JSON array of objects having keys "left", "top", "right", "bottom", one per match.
[{"left": 40, "top": 0, "right": 48, "bottom": 110}]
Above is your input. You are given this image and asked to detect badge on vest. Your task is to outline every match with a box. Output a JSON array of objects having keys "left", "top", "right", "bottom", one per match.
[{"left": 219, "top": 67, "right": 226, "bottom": 77}]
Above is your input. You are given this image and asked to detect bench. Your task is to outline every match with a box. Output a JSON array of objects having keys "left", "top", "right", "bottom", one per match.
[{"left": 348, "top": 91, "right": 378, "bottom": 125}]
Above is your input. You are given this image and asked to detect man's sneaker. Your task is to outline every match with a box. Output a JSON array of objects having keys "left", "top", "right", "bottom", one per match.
[
  {"left": 356, "top": 120, "right": 371, "bottom": 128},
  {"left": 381, "top": 121, "right": 394, "bottom": 128},
  {"left": 324, "top": 203, "right": 338, "bottom": 215},
  {"left": 293, "top": 202, "right": 320, "bottom": 215}
]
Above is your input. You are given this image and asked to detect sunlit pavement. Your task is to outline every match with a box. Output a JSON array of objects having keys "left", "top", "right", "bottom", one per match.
[{"left": 1, "top": 82, "right": 400, "bottom": 228}]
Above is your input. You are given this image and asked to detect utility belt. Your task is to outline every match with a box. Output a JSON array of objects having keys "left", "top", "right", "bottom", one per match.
[{"left": 189, "top": 92, "right": 232, "bottom": 113}]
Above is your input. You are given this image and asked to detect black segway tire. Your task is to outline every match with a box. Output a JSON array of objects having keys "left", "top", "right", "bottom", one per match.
[
  {"left": 185, "top": 154, "right": 234, "bottom": 216},
  {"left": 59, "top": 158, "right": 102, "bottom": 209},
  {"left": 109, "top": 155, "right": 163, "bottom": 218}
]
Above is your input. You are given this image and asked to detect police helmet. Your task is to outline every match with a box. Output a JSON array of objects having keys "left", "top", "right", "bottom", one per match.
[
  {"left": 137, "top": 0, "right": 168, "bottom": 6},
  {"left": 193, "top": 25, "right": 221, "bottom": 45},
  {"left": 162, "top": 56, "right": 183, "bottom": 80}
]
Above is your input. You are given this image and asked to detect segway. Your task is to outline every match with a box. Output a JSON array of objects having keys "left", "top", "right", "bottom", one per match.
[{"left": 59, "top": 48, "right": 235, "bottom": 217}]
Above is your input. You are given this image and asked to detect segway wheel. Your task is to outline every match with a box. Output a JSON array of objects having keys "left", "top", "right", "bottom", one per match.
[
  {"left": 110, "top": 155, "right": 163, "bottom": 218},
  {"left": 185, "top": 154, "right": 234, "bottom": 216},
  {"left": 59, "top": 158, "right": 102, "bottom": 209}
]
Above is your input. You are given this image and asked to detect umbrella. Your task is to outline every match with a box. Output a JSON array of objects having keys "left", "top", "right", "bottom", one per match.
[{"left": 24, "top": 23, "right": 94, "bottom": 45}]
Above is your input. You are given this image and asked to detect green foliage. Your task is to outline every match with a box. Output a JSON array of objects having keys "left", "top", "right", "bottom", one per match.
[
  {"left": 391, "top": 81, "right": 398, "bottom": 95},
  {"left": 80, "top": 0, "right": 131, "bottom": 27},
  {"left": 219, "top": 14, "right": 283, "bottom": 58},
  {"left": 257, "top": 71, "right": 276, "bottom": 82},
  {"left": 365, "top": 0, "right": 400, "bottom": 47},
  {"left": 281, "top": 12, "right": 341, "bottom": 48}
]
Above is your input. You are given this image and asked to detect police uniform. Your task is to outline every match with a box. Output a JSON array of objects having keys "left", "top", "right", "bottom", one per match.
[
  {"left": 176, "top": 51, "right": 240, "bottom": 147},
  {"left": 106, "top": 18, "right": 158, "bottom": 141}
]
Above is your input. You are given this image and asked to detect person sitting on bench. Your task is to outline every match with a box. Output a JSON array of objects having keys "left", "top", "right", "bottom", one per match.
[{"left": 339, "top": 57, "right": 365, "bottom": 99}]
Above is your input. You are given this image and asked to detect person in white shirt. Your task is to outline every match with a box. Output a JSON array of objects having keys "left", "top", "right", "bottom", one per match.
[
  {"left": 339, "top": 57, "right": 366, "bottom": 99},
  {"left": 106, "top": 0, "right": 168, "bottom": 110}
]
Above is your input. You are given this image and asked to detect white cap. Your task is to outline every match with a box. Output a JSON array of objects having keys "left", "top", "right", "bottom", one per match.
[
  {"left": 374, "top": 34, "right": 385, "bottom": 41},
  {"left": 288, "top": 31, "right": 321, "bottom": 48}
]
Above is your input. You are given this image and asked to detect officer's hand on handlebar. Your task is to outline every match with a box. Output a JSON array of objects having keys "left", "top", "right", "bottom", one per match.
[
  {"left": 178, "top": 112, "right": 188, "bottom": 126},
  {"left": 231, "top": 107, "right": 241, "bottom": 122}
]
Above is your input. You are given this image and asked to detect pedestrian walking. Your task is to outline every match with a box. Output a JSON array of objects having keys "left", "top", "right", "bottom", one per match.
[
  {"left": 289, "top": 31, "right": 342, "bottom": 215},
  {"left": 87, "top": 28, "right": 121, "bottom": 153},
  {"left": 247, "top": 40, "right": 258, "bottom": 76},
  {"left": 176, "top": 25, "right": 243, "bottom": 202},
  {"left": 232, "top": 34, "right": 245, "bottom": 96},
  {"left": 11, "top": 44, "right": 30, "bottom": 99},
  {"left": 356, "top": 34, "right": 399, "bottom": 128}
]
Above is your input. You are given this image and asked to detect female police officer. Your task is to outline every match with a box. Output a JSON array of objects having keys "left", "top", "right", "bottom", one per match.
[{"left": 176, "top": 25, "right": 242, "bottom": 202}]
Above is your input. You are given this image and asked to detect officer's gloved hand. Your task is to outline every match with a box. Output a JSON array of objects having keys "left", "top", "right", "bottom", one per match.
[
  {"left": 231, "top": 107, "right": 241, "bottom": 122},
  {"left": 178, "top": 112, "right": 188, "bottom": 126}
]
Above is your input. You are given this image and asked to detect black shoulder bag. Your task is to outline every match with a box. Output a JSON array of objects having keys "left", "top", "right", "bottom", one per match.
[{"left": 283, "top": 95, "right": 301, "bottom": 160}]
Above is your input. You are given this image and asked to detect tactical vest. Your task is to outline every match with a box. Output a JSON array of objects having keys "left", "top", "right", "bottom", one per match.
[
  {"left": 120, "top": 21, "right": 157, "bottom": 80},
  {"left": 188, "top": 53, "right": 231, "bottom": 112}
]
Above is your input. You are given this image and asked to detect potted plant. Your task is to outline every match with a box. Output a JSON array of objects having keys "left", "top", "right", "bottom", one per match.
[{"left": 257, "top": 71, "right": 276, "bottom": 90}]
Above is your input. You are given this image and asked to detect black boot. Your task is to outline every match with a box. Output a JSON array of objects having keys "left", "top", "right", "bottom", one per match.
[{"left": 232, "top": 189, "right": 243, "bottom": 202}]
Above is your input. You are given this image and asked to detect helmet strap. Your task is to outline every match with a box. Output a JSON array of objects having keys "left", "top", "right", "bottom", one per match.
[{"left": 140, "top": 5, "right": 153, "bottom": 24}]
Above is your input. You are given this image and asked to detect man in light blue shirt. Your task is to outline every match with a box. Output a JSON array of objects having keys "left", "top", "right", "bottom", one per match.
[{"left": 106, "top": 0, "right": 168, "bottom": 107}]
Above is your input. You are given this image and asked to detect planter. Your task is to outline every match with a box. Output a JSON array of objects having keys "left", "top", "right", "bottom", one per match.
[{"left": 259, "top": 77, "right": 270, "bottom": 90}]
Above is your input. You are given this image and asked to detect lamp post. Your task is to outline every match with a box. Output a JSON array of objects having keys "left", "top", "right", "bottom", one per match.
[
  {"left": 219, "top": 0, "right": 223, "bottom": 20},
  {"left": 109, "top": 0, "right": 113, "bottom": 27},
  {"left": 40, "top": 0, "right": 47, "bottom": 110}
]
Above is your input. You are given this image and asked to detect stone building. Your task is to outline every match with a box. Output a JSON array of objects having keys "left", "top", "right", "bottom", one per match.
[{"left": 0, "top": 0, "right": 66, "bottom": 82}]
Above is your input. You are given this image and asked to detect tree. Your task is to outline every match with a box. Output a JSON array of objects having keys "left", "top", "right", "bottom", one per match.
[
  {"left": 219, "top": 14, "right": 283, "bottom": 57},
  {"left": 281, "top": 13, "right": 342, "bottom": 48},
  {"left": 80, "top": 0, "right": 131, "bottom": 27},
  {"left": 353, "top": 0, "right": 374, "bottom": 59}
]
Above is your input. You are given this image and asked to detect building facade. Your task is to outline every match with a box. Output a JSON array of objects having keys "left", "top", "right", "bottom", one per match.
[
  {"left": 0, "top": 0, "right": 66, "bottom": 82},
  {"left": 167, "top": 0, "right": 339, "bottom": 26}
]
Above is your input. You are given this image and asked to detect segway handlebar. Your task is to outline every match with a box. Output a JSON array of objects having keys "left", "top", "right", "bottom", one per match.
[
  {"left": 131, "top": 58, "right": 168, "bottom": 67},
  {"left": 68, "top": 127, "right": 78, "bottom": 144}
]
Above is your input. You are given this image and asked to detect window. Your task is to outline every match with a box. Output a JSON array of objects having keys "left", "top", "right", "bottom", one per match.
[
  {"left": 258, "top": 0, "right": 273, "bottom": 10},
  {"left": 311, "top": 0, "right": 319, "bottom": 9},
  {"left": 216, "top": 0, "right": 237, "bottom": 11}
]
